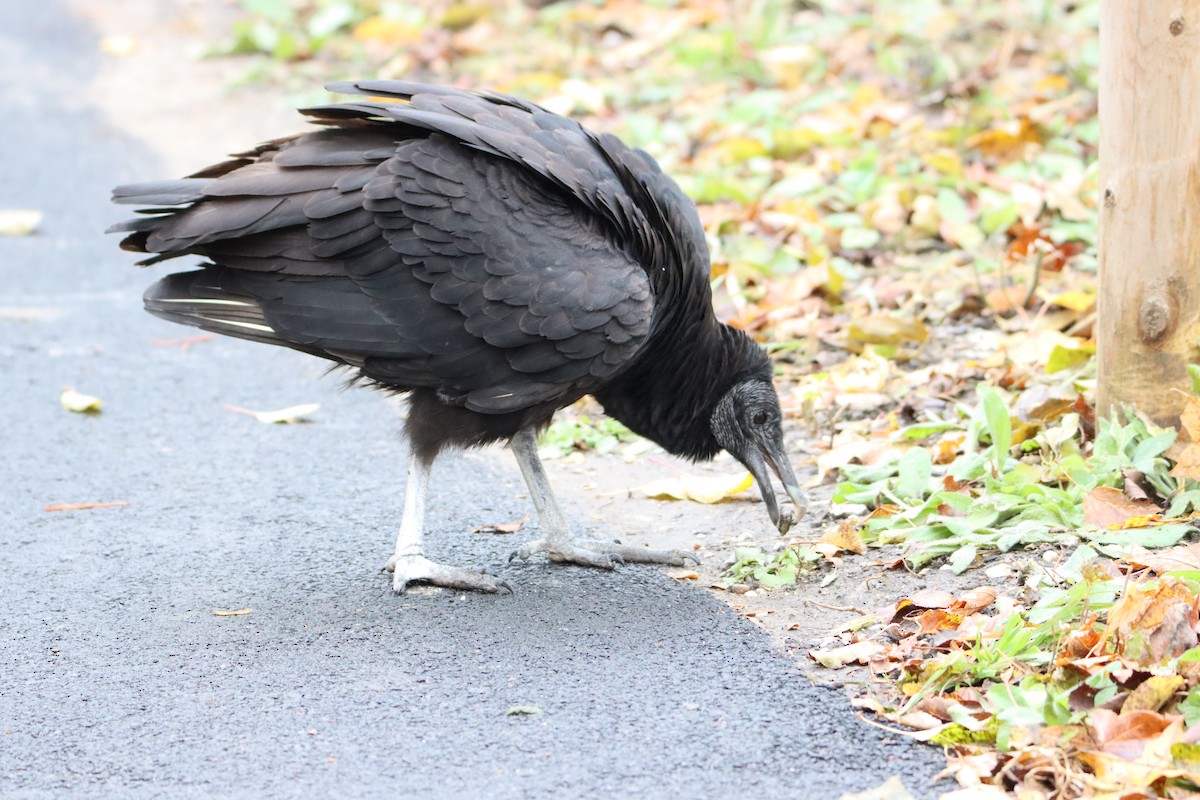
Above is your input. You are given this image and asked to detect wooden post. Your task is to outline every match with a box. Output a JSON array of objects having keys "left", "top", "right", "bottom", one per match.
[{"left": 1098, "top": 2, "right": 1200, "bottom": 426}]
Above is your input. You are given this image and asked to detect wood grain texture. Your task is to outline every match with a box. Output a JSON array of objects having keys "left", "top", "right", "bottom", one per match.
[{"left": 1098, "top": 1, "right": 1200, "bottom": 424}]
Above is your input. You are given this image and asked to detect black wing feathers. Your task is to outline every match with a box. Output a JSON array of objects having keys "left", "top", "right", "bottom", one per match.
[{"left": 111, "top": 81, "right": 712, "bottom": 415}]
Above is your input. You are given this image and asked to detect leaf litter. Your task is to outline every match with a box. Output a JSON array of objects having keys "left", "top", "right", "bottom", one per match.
[{"left": 204, "top": 0, "right": 1200, "bottom": 795}]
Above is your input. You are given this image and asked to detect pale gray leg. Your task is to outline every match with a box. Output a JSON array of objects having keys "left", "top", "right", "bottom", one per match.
[
  {"left": 507, "top": 429, "right": 699, "bottom": 568},
  {"left": 385, "top": 453, "right": 510, "bottom": 594}
]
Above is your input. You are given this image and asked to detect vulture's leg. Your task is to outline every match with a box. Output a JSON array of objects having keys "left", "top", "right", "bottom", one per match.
[
  {"left": 508, "top": 429, "right": 699, "bottom": 568},
  {"left": 385, "top": 453, "right": 510, "bottom": 594}
]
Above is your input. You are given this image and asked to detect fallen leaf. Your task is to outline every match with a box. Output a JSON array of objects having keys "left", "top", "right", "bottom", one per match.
[
  {"left": 846, "top": 315, "right": 929, "bottom": 347},
  {"left": 212, "top": 608, "right": 252, "bottom": 616},
  {"left": 809, "top": 640, "right": 883, "bottom": 669},
  {"left": 1102, "top": 577, "right": 1200, "bottom": 662},
  {"left": 915, "top": 608, "right": 963, "bottom": 635},
  {"left": 1120, "top": 675, "right": 1184, "bottom": 714},
  {"left": 1082, "top": 712, "right": 1191, "bottom": 786},
  {"left": 225, "top": 403, "right": 320, "bottom": 424},
  {"left": 60, "top": 388, "right": 102, "bottom": 414},
  {"left": 952, "top": 587, "right": 998, "bottom": 615},
  {"left": 966, "top": 117, "right": 1043, "bottom": 161},
  {"left": 1083, "top": 486, "right": 1162, "bottom": 528},
  {"left": 640, "top": 471, "right": 753, "bottom": 504},
  {"left": 1167, "top": 442, "right": 1200, "bottom": 481},
  {"left": 43, "top": 501, "right": 129, "bottom": 512},
  {"left": 0, "top": 209, "right": 42, "bottom": 236},
  {"left": 667, "top": 570, "right": 699, "bottom": 581},
  {"left": 471, "top": 514, "right": 529, "bottom": 535},
  {"left": 820, "top": 519, "right": 866, "bottom": 555},
  {"left": 1125, "top": 542, "right": 1200, "bottom": 574}
]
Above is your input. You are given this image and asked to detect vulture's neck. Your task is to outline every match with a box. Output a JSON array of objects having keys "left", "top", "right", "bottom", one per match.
[{"left": 595, "top": 316, "right": 756, "bottom": 462}]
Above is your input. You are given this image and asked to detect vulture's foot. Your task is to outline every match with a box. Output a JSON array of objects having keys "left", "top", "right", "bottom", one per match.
[
  {"left": 510, "top": 537, "right": 700, "bottom": 569},
  {"left": 385, "top": 554, "right": 512, "bottom": 594}
]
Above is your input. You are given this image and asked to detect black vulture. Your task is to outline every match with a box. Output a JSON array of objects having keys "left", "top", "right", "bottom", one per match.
[{"left": 110, "top": 80, "right": 808, "bottom": 593}]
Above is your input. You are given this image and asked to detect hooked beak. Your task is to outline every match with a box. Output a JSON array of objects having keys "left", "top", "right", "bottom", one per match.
[{"left": 743, "top": 441, "right": 808, "bottom": 534}]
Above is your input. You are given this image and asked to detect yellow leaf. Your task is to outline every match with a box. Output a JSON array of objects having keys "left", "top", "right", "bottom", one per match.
[
  {"left": 966, "top": 118, "right": 1043, "bottom": 161},
  {"left": 820, "top": 519, "right": 866, "bottom": 555},
  {"left": 1046, "top": 289, "right": 1095, "bottom": 312},
  {"left": 352, "top": 16, "right": 422, "bottom": 44},
  {"left": 640, "top": 472, "right": 754, "bottom": 504},
  {"left": 846, "top": 315, "right": 929, "bottom": 346},
  {"left": 1121, "top": 675, "right": 1183, "bottom": 714},
  {"left": 1118, "top": 514, "right": 1163, "bottom": 529},
  {"left": 60, "top": 388, "right": 102, "bottom": 414},
  {"left": 848, "top": 82, "right": 884, "bottom": 113},
  {"left": 1034, "top": 74, "right": 1070, "bottom": 94},
  {"left": 921, "top": 149, "right": 962, "bottom": 178},
  {"left": 0, "top": 209, "right": 41, "bottom": 236},
  {"left": 711, "top": 136, "right": 769, "bottom": 164}
]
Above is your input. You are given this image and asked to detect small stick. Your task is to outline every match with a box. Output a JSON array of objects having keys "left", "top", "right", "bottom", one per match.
[
  {"left": 804, "top": 598, "right": 866, "bottom": 614},
  {"left": 44, "top": 501, "right": 129, "bottom": 512}
]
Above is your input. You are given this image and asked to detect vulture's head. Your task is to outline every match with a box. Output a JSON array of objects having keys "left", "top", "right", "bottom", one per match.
[{"left": 711, "top": 380, "right": 808, "bottom": 534}]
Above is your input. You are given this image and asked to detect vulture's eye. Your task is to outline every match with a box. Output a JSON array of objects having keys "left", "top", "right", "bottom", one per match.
[{"left": 752, "top": 410, "right": 768, "bottom": 426}]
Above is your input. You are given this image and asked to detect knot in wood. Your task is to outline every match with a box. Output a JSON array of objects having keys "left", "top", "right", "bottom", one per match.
[
  {"left": 1139, "top": 295, "right": 1175, "bottom": 343},
  {"left": 1103, "top": 187, "right": 1116, "bottom": 208},
  {"left": 1170, "top": 16, "right": 1185, "bottom": 35}
]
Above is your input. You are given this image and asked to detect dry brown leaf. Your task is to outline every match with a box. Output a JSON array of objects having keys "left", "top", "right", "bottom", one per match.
[
  {"left": 1082, "top": 712, "right": 1190, "bottom": 786},
  {"left": 819, "top": 519, "right": 865, "bottom": 555},
  {"left": 1168, "top": 441, "right": 1200, "bottom": 481},
  {"left": 667, "top": 570, "right": 699, "bottom": 581},
  {"left": 809, "top": 640, "right": 883, "bottom": 669},
  {"left": 915, "top": 609, "right": 963, "bottom": 635},
  {"left": 1125, "top": 542, "right": 1200, "bottom": 574},
  {"left": 1102, "top": 578, "right": 1200, "bottom": 662},
  {"left": 952, "top": 586, "right": 999, "bottom": 615},
  {"left": 471, "top": 514, "right": 529, "bottom": 535},
  {"left": 1180, "top": 393, "right": 1200, "bottom": 441},
  {"left": 1082, "top": 486, "right": 1162, "bottom": 528}
]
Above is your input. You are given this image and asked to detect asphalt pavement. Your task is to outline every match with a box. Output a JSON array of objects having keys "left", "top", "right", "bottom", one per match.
[{"left": 0, "top": 2, "right": 945, "bottom": 797}]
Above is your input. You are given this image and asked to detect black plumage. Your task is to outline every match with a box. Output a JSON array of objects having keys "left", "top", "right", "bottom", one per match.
[{"left": 112, "top": 80, "right": 807, "bottom": 593}]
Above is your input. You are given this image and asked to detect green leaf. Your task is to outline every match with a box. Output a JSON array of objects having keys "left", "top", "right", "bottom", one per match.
[
  {"left": 979, "top": 385, "right": 1012, "bottom": 473},
  {"left": 840, "top": 227, "right": 881, "bottom": 249},
  {"left": 1045, "top": 343, "right": 1092, "bottom": 374},
  {"left": 1084, "top": 523, "right": 1191, "bottom": 548},
  {"left": 896, "top": 446, "right": 933, "bottom": 502},
  {"left": 1188, "top": 364, "right": 1200, "bottom": 395},
  {"left": 898, "top": 421, "right": 961, "bottom": 440}
]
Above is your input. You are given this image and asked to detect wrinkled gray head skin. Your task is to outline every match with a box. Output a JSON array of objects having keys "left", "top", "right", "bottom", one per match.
[{"left": 711, "top": 380, "right": 808, "bottom": 533}]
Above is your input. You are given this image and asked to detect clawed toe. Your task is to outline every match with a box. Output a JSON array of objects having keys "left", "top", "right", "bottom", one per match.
[
  {"left": 511, "top": 536, "right": 697, "bottom": 569},
  {"left": 388, "top": 554, "right": 512, "bottom": 594}
]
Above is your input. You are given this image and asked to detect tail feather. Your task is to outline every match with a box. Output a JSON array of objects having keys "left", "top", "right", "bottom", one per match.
[
  {"left": 111, "top": 179, "right": 213, "bottom": 207},
  {"left": 143, "top": 270, "right": 287, "bottom": 350}
]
